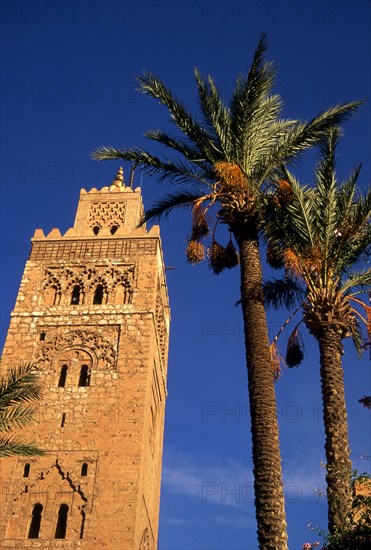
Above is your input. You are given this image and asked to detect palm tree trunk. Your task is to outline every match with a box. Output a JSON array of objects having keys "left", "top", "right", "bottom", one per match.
[
  {"left": 235, "top": 227, "right": 288, "bottom": 550},
  {"left": 318, "top": 328, "right": 352, "bottom": 534}
]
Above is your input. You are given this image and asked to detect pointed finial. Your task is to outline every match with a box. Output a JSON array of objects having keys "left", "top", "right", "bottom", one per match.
[{"left": 111, "top": 166, "right": 125, "bottom": 188}]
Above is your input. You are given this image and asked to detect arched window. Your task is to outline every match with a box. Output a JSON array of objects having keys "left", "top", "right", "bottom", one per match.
[
  {"left": 93, "top": 284, "right": 104, "bottom": 305},
  {"left": 92, "top": 225, "right": 100, "bottom": 235},
  {"left": 81, "top": 463, "right": 88, "bottom": 476},
  {"left": 58, "top": 365, "right": 68, "bottom": 388},
  {"left": 45, "top": 285, "right": 60, "bottom": 306},
  {"left": 110, "top": 225, "right": 119, "bottom": 235},
  {"left": 39, "top": 332, "right": 46, "bottom": 341},
  {"left": 23, "top": 463, "right": 31, "bottom": 478},
  {"left": 55, "top": 503, "right": 69, "bottom": 539},
  {"left": 78, "top": 365, "right": 90, "bottom": 387},
  {"left": 28, "top": 503, "right": 43, "bottom": 539},
  {"left": 71, "top": 285, "right": 80, "bottom": 305}
]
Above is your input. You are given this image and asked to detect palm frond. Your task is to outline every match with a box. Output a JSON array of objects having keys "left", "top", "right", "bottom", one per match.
[
  {"left": 0, "top": 364, "right": 42, "bottom": 410},
  {"left": 341, "top": 268, "right": 371, "bottom": 295},
  {"left": 230, "top": 33, "right": 280, "bottom": 169},
  {"left": 141, "top": 189, "right": 209, "bottom": 224},
  {"left": 286, "top": 173, "right": 316, "bottom": 249},
  {"left": 263, "top": 278, "right": 305, "bottom": 310},
  {"left": 0, "top": 403, "right": 38, "bottom": 432},
  {"left": 0, "top": 435, "right": 45, "bottom": 457},
  {"left": 143, "top": 129, "right": 205, "bottom": 161},
  {"left": 136, "top": 72, "right": 221, "bottom": 162},
  {"left": 194, "top": 68, "right": 232, "bottom": 158},
  {"left": 91, "top": 146, "right": 211, "bottom": 187},
  {"left": 261, "top": 100, "right": 364, "bottom": 181},
  {"left": 349, "top": 313, "right": 365, "bottom": 357}
]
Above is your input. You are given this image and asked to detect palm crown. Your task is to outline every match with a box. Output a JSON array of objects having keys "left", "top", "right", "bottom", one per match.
[
  {"left": 92, "top": 33, "right": 362, "bottom": 243},
  {"left": 264, "top": 126, "right": 371, "bottom": 356}
]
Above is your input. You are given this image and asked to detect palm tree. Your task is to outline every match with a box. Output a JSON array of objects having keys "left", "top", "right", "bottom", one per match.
[
  {"left": 0, "top": 363, "right": 45, "bottom": 457},
  {"left": 92, "top": 35, "right": 363, "bottom": 549},
  {"left": 263, "top": 127, "right": 370, "bottom": 535}
]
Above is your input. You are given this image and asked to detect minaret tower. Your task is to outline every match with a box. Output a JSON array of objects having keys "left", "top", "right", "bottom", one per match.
[{"left": 0, "top": 169, "right": 170, "bottom": 549}]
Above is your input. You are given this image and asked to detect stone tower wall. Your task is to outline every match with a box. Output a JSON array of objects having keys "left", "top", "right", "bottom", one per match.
[{"left": 0, "top": 178, "right": 170, "bottom": 549}]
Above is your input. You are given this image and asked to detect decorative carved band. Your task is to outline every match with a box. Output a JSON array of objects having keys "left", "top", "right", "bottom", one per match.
[{"left": 30, "top": 239, "right": 157, "bottom": 261}]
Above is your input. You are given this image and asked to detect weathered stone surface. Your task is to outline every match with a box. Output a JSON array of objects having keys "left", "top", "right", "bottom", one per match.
[{"left": 0, "top": 181, "right": 170, "bottom": 549}]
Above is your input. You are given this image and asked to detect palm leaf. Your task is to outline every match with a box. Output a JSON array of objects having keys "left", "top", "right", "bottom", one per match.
[
  {"left": 260, "top": 100, "right": 364, "bottom": 181},
  {"left": 0, "top": 364, "right": 42, "bottom": 410},
  {"left": 91, "top": 147, "right": 211, "bottom": 187},
  {"left": 341, "top": 268, "right": 371, "bottom": 295},
  {"left": 0, "top": 403, "right": 38, "bottom": 432},
  {"left": 0, "top": 435, "right": 45, "bottom": 457},
  {"left": 263, "top": 278, "right": 305, "bottom": 310},
  {"left": 141, "top": 189, "right": 209, "bottom": 224},
  {"left": 136, "top": 72, "right": 221, "bottom": 162}
]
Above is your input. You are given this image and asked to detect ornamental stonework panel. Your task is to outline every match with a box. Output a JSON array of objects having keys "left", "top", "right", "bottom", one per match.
[
  {"left": 88, "top": 201, "right": 126, "bottom": 233},
  {"left": 42, "top": 264, "right": 135, "bottom": 306},
  {"left": 35, "top": 326, "right": 120, "bottom": 374}
]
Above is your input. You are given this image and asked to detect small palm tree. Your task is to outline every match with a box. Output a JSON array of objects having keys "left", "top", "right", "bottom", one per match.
[
  {"left": 264, "top": 127, "right": 370, "bottom": 534},
  {"left": 92, "top": 35, "right": 362, "bottom": 549},
  {"left": 0, "top": 363, "right": 45, "bottom": 457}
]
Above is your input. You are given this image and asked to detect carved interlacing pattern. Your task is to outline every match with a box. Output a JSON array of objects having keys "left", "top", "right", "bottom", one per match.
[
  {"left": 89, "top": 201, "right": 126, "bottom": 231},
  {"left": 42, "top": 264, "right": 135, "bottom": 305},
  {"left": 36, "top": 326, "right": 119, "bottom": 371},
  {"left": 155, "top": 283, "right": 167, "bottom": 363}
]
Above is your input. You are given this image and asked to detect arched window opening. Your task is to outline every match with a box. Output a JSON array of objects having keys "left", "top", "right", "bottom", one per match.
[
  {"left": 58, "top": 365, "right": 68, "bottom": 388},
  {"left": 39, "top": 332, "right": 46, "bottom": 341},
  {"left": 115, "top": 283, "right": 132, "bottom": 305},
  {"left": 92, "top": 225, "right": 100, "bottom": 235},
  {"left": 28, "top": 503, "right": 43, "bottom": 539},
  {"left": 55, "top": 503, "right": 69, "bottom": 539},
  {"left": 71, "top": 285, "right": 80, "bottom": 305},
  {"left": 45, "top": 285, "right": 60, "bottom": 306},
  {"left": 61, "top": 413, "right": 66, "bottom": 428},
  {"left": 81, "top": 463, "right": 88, "bottom": 476},
  {"left": 93, "top": 284, "right": 104, "bottom": 305},
  {"left": 78, "top": 365, "right": 90, "bottom": 387},
  {"left": 23, "top": 463, "right": 31, "bottom": 478},
  {"left": 110, "top": 225, "right": 119, "bottom": 235}
]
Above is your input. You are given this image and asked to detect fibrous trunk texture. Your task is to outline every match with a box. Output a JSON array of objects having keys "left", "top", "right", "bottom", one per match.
[
  {"left": 318, "top": 328, "right": 352, "bottom": 534},
  {"left": 236, "top": 229, "right": 288, "bottom": 550}
]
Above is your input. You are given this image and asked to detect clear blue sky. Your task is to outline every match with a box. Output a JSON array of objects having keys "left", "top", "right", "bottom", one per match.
[{"left": 1, "top": 1, "right": 370, "bottom": 549}]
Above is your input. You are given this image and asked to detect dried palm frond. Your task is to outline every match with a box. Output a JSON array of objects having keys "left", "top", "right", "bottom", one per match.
[
  {"left": 270, "top": 341, "right": 282, "bottom": 381},
  {"left": 366, "top": 305, "right": 371, "bottom": 341},
  {"left": 224, "top": 239, "right": 240, "bottom": 269},
  {"left": 186, "top": 240, "right": 205, "bottom": 265},
  {"left": 191, "top": 203, "right": 209, "bottom": 240},
  {"left": 209, "top": 241, "right": 226, "bottom": 274},
  {"left": 266, "top": 242, "right": 285, "bottom": 269},
  {"left": 285, "top": 327, "right": 304, "bottom": 368}
]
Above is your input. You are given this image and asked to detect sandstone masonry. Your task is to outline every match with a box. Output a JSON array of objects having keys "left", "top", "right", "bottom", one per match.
[{"left": 0, "top": 168, "right": 170, "bottom": 549}]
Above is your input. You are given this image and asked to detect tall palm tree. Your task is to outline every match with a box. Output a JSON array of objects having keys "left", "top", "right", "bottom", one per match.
[
  {"left": 0, "top": 363, "right": 45, "bottom": 457},
  {"left": 263, "top": 127, "right": 370, "bottom": 535},
  {"left": 92, "top": 35, "right": 363, "bottom": 549}
]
